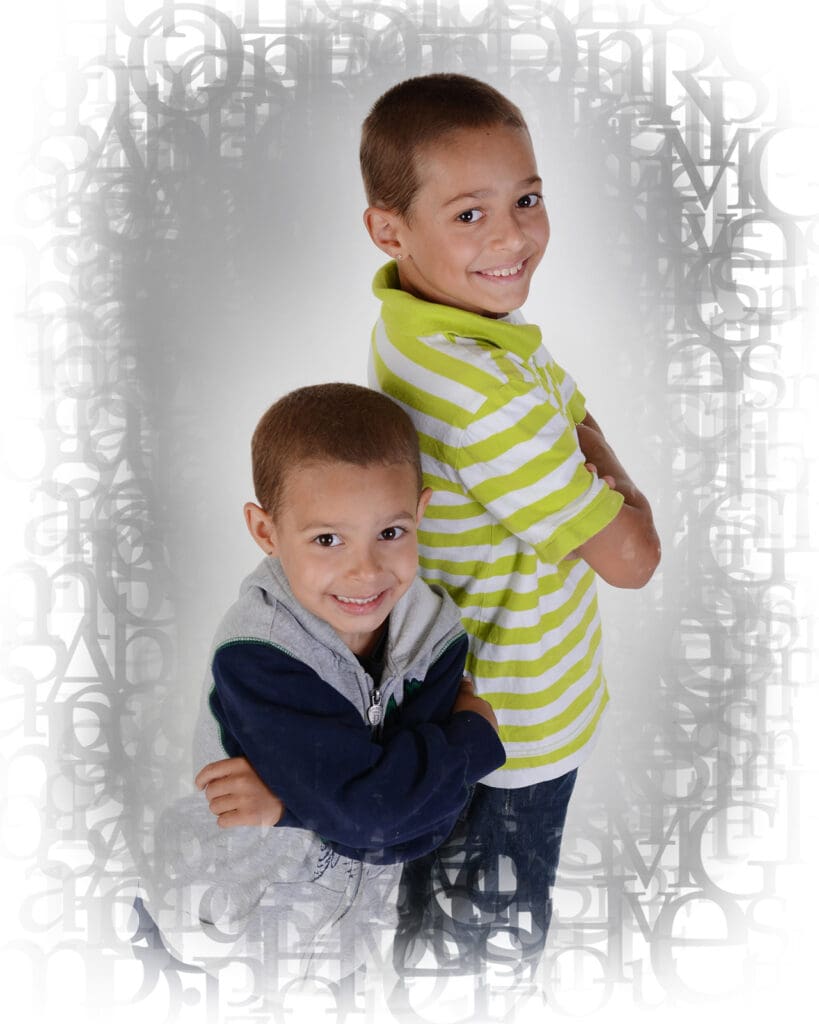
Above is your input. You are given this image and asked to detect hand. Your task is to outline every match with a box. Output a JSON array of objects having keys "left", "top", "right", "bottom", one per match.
[
  {"left": 195, "top": 757, "right": 285, "bottom": 828},
  {"left": 452, "top": 676, "right": 499, "bottom": 733},
  {"left": 576, "top": 422, "right": 635, "bottom": 502},
  {"left": 584, "top": 461, "right": 616, "bottom": 490}
]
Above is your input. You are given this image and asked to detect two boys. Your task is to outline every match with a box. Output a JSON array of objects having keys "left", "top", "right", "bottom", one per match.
[{"left": 165, "top": 73, "right": 659, "bottom": 982}]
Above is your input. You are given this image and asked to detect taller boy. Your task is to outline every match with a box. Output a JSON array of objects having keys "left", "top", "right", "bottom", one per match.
[{"left": 361, "top": 74, "right": 660, "bottom": 971}]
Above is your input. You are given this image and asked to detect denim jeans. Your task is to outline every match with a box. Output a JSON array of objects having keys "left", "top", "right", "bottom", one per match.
[{"left": 393, "top": 770, "right": 577, "bottom": 978}]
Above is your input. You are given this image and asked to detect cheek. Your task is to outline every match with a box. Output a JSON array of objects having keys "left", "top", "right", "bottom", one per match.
[
  {"left": 398, "top": 544, "right": 420, "bottom": 580},
  {"left": 425, "top": 229, "right": 467, "bottom": 264},
  {"left": 283, "top": 552, "right": 323, "bottom": 591}
]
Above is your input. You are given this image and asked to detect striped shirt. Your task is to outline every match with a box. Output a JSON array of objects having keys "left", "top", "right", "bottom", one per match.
[{"left": 369, "top": 262, "right": 624, "bottom": 787}]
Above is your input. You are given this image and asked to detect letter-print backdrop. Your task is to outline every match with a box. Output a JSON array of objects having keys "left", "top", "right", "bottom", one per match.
[{"left": 2, "top": 1, "right": 816, "bottom": 1021}]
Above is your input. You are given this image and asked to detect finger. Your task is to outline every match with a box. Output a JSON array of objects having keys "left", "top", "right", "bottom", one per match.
[
  {"left": 208, "top": 793, "right": 241, "bottom": 816},
  {"left": 200, "top": 777, "right": 234, "bottom": 801},
  {"left": 585, "top": 462, "right": 597, "bottom": 475},
  {"left": 195, "top": 758, "right": 238, "bottom": 789},
  {"left": 216, "top": 810, "right": 252, "bottom": 829}
]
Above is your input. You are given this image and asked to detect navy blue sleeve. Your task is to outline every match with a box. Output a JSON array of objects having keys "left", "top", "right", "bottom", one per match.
[
  {"left": 209, "top": 636, "right": 505, "bottom": 860},
  {"left": 379, "top": 635, "right": 502, "bottom": 788}
]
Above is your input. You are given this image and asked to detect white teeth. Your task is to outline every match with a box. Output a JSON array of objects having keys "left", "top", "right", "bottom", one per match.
[
  {"left": 335, "top": 594, "right": 379, "bottom": 605},
  {"left": 484, "top": 260, "right": 524, "bottom": 278}
]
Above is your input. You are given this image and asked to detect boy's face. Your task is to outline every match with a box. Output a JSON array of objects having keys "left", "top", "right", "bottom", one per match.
[
  {"left": 247, "top": 462, "right": 431, "bottom": 656},
  {"left": 367, "top": 125, "right": 550, "bottom": 317}
]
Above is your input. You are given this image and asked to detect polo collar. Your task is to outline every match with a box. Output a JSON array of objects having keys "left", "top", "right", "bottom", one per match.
[{"left": 373, "top": 261, "right": 542, "bottom": 361}]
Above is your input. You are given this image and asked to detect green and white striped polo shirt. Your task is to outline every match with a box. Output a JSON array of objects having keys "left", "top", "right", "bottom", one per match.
[{"left": 369, "top": 262, "right": 624, "bottom": 788}]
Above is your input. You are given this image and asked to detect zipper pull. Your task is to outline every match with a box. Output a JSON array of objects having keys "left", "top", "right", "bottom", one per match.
[{"left": 367, "top": 686, "right": 383, "bottom": 726}]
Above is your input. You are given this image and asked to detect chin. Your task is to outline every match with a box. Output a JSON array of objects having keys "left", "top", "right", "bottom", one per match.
[{"left": 476, "top": 287, "right": 528, "bottom": 312}]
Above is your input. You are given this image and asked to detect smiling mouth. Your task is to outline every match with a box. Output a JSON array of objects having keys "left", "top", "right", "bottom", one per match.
[
  {"left": 476, "top": 259, "right": 526, "bottom": 280},
  {"left": 332, "top": 591, "right": 387, "bottom": 613}
]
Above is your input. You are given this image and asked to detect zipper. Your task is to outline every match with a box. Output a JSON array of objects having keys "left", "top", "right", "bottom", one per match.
[{"left": 367, "top": 682, "right": 383, "bottom": 727}]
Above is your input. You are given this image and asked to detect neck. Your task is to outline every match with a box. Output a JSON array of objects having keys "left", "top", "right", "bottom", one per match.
[
  {"left": 340, "top": 621, "right": 386, "bottom": 657},
  {"left": 395, "top": 262, "right": 509, "bottom": 319}
]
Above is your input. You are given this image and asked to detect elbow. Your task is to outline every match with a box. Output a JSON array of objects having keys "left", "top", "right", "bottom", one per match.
[
  {"left": 599, "top": 533, "right": 661, "bottom": 589},
  {"left": 621, "top": 510, "right": 661, "bottom": 588},
  {"left": 627, "top": 534, "right": 662, "bottom": 589},
  {"left": 625, "top": 551, "right": 660, "bottom": 589}
]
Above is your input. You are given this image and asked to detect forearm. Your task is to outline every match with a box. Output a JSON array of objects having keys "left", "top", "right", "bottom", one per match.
[
  {"left": 267, "top": 715, "right": 501, "bottom": 848},
  {"left": 577, "top": 417, "right": 647, "bottom": 510},
  {"left": 574, "top": 415, "right": 660, "bottom": 587},
  {"left": 211, "top": 639, "right": 504, "bottom": 850},
  {"left": 200, "top": 707, "right": 502, "bottom": 846},
  {"left": 576, "top": 501, "right": 659, "bottom": 588}
]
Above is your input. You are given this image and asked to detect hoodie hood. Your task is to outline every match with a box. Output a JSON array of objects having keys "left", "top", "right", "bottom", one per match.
[{"left": 215, "top": 557, "right": 465, "bottom": 717}]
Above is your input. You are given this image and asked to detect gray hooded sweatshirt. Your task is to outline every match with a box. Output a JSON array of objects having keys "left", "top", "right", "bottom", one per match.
[{"left": 144, "top": 558, "right": 504, "bottom": 980}]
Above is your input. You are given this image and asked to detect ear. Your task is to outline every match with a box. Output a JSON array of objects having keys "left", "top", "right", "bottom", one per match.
[
  {"left": 244, "top": 502, "right": 278, "bottom": 555},
  {"left": 363, "top": 206, "right": 406, "bottom": 260},
  {"left": 415, "top": 487, "right": 433, "bottom": 525}
]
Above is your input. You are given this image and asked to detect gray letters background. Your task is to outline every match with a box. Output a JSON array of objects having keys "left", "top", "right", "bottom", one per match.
[{"left": 1, "top": 1, "right": 817, "bottom": 1022}]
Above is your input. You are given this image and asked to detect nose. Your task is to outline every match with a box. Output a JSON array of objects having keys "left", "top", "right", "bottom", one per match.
[
  {"left": 348, "top": 542, "right": 381, "bottom": 581},
  {"left": 490, "top": 209, "right": 527, "bottom": 252}
]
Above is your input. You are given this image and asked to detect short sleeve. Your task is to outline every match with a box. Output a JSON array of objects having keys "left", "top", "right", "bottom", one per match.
[
  {"left": 548, "top": 357, "right": 587, "bottom": 426},
  {"left": 454, "top": 377, "right": 623, "bottom": 564}
]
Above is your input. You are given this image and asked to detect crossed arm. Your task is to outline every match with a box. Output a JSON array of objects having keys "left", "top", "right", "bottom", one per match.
[
  {"left": 198, "top": 671, "right": 498, "bottom": 832},
  {"left": 574, "top": 411, "right": 661, "bottom": 589}
]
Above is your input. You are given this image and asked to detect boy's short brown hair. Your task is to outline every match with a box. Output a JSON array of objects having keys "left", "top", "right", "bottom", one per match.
[
  {"left": 360, "top": 73, "right": 528, "bottom": 220},
  {"left": 251, "top": 383, "right": 423, "bottom": 517}
]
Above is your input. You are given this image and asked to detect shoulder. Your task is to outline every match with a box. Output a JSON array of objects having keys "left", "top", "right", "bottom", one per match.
[
  {"left": 373, "top": 299, "right": 541, "bottom": 396},
  {"left": 373, "top": 332, "right": 553, "bottom": 455},
  {"left": 211, "top": 639, "right": 361, "bottom": 719},
  {"left": 372, "top": 318, "right": 504, "bottom": 419},
  {"left": 211, "top": 559, "right": 350, "bottom": 682},
  {"left": 211, "top": 559, "right": 280, "bottom": 649}
]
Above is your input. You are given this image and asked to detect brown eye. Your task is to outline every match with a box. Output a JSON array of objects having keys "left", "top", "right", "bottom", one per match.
[
  {"left": 457, "top": 208, "right": 484, "bottom": 223},
  {"left": 314, "top": 533, "right": 341, "bottom": 547}
]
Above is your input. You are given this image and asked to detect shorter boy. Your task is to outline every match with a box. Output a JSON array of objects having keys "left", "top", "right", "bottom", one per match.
[{"left": 142, "top": 383, "right": 505, "bottom": 984}]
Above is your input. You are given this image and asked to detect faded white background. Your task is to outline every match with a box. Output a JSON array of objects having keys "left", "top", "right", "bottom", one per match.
[{"left": 1, "top": 1, "right": 817, "bottom": 1022}]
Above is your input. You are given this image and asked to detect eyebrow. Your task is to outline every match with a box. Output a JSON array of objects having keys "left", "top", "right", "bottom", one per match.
[
  {"left": 442, "top": 176, "right": 542, "bottom": 208},
  {"left": 299, "top": 511, "right": 417, "bottom": 532}
]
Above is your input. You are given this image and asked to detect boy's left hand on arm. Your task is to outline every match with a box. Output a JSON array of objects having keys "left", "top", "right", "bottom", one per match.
[
  {"left": 452, "top": 676, "right": 499, "bottom": 733},
  {"left": 584, "top": 462, "right": 615, "bottom": 489},
  {"left": 577, "top": 415, "right": 640, "bottom": 506},
  {"left": 195, "top": 756, "right": 285, "bottom": 828}
]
